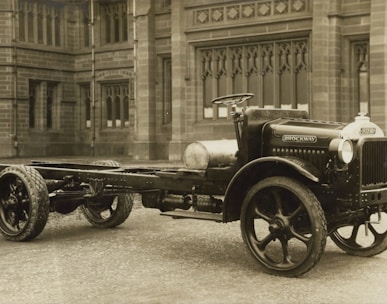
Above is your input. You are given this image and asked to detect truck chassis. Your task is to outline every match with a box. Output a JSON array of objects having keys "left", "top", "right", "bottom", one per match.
[{"left": 1, "top": 93, "right": 387, "bottom": 277}]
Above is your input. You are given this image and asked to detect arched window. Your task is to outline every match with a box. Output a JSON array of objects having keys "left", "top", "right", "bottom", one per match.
[
  {"left": 103, "top": 83, "right": 131, "bottom": 129},
  {"left": 19, "top": 0, "right": 62, "bottom": 46},
  {"left": 101, "top": 2, "right": 128, "bottom": 45},
  {"left": 199, "top": 38, "right": 309, "bottom": 119}
]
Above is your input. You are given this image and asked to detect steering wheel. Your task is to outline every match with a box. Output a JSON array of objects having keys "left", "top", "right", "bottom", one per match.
[{"left": 211, "top": 93, "right": 254, "bottom": 106}]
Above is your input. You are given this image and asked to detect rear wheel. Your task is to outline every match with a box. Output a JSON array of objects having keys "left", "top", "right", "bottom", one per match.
[
  {"left": 81, "top": 193, "right": 134, "bottom": 228},
  {"left": 91, "top": 160, "right": 121, "bottom": 167},
  {"left": 82, "top": 159, "right": 133, "bottom": 228},
  {"left": 240, "top": 176, "right": 327, "bottom": 277},
  {"left": 330, "top": 207, "right": 387, "bottom": 257},
  {"left": 0, "top": 165, "right": 49, "bottom": 241}
]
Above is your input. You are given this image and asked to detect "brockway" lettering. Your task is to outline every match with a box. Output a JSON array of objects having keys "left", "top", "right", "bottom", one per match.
[{"left": 282, "top": 135, "right": 318, "bottom": 143}]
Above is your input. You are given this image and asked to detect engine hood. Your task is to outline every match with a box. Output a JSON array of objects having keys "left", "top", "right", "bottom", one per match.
[
  {"left": 266, "top": 114, "right": 384, "bottom": 147},
  {"left": 267, "top": 119, "right": 344, "bottom": 147}
]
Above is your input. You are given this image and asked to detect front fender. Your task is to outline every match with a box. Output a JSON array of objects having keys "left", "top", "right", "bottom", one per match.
[{"left": 222, "top": 156, "right": 321, "bottom": 222}]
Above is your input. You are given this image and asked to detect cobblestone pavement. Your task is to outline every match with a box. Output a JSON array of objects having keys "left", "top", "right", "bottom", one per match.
[{"left": 0, "top": 157, "right": 386, "bottom": 304}]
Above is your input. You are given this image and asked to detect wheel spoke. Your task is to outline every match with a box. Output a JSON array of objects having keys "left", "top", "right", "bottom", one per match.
[
  {"left": 367, "top": 223, "right": 385, "bottom": 244},
  {"left": 288, "top": 205, "right": 303, "bottom": 221},
  {"left": 255, "top": 232, "right": 276, "bottom": 251},
  {"left": 289, "top": 226, "right": 310, "bottom": 244},
  {"left": 280, "top": 238, "right": 293, "bottom": 265},
  {"left": 272, "top": 189, "right": 283, "bottom": 215},
  {"left": 253, "top": 205, "right": 271, "bottom": 222},
  {"left": 346, "top": 224, "right": 361, "bottom": 247}
]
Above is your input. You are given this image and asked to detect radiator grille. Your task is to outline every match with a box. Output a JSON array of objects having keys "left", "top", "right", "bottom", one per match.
[{"left": 361, "top": 140, "right": 387, "bottom": 186}]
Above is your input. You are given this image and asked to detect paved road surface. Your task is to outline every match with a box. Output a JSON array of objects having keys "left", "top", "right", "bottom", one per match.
[
  {"left": 0, "top": 157, "right": 386, "bottom": 303},
  {"left": 0, "top": 202, "right": 386, "bottom": 304}
]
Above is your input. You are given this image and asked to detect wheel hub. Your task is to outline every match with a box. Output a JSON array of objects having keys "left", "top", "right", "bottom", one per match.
[
  {"left": 269, "top": 217, "right": 290, "bottom": 235},
  {"left": 2, "top": 194, "right": 18, "bottom": 208}
]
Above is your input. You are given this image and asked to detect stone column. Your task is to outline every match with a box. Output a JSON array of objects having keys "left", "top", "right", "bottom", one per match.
[
  {"left": 311, "top": 0, "right": 341, "bottom": 121},
  {"left": 133, "top": 0, "right": 156, "bottom": 159},
  {"left": 0, "top": 0, "right": 16, "bottom": 156},
  {"left": 369, "top": 0, "right": 387, "bottom": 132},
  {"left": 168, "top": 0, "right": 187, "bottom": 161}
]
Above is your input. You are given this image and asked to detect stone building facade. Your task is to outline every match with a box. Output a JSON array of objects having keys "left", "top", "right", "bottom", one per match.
[{"left": 0, "top": 0, "right": 385, "bottom": 160}]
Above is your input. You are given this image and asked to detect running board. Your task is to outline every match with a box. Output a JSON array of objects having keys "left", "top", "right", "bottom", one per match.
[{"left": 160, "top": 210, "right": 223, "bottom": 222}]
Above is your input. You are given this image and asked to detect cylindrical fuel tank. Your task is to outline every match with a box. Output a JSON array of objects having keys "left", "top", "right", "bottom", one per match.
[{"left": 183, "top": 139, "right": 238, "bottom": 169}]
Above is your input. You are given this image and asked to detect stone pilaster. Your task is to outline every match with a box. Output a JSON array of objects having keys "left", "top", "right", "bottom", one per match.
[
  {"left": 369, "top": 0, "right": 387, "bottom": 132},
  {"left": 169, "top": 0, "right": 187, "bottom": 161},
  {"left": 133, "top": 0, "right": 157, "bottom": 159},
  {"left": 0, "top": 0, "right": 17, "bottom": 156},
  {"left": 311, "top": 0, "right": 340, "bottom": 121}
]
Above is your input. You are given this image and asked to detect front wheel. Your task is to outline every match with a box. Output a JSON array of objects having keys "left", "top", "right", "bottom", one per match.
[
  {"left": 330, "top": 207, "right": 387, "bottom": 257},
  {"left": 0, "top": 165, "right": 50, "bottom": 241},
  {"left": 240, "top": 176, "right": 327, "bottom": 277}
]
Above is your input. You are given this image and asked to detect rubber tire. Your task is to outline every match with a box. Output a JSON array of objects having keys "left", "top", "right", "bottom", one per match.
[
  {"left": 81, "top": 193, "right": 134, "bottom": 228},
  {"left": 240, "top": 176, "right": 327, "bottom": 277},
  {"left": 330, "top": 217, "right": 387, "bottom": 257},
  {"left": 91, "top": 160, "right": 121, "bottom": 167},
  {"left": 0, "top": 165, "right": 50, "bottom": 241}
]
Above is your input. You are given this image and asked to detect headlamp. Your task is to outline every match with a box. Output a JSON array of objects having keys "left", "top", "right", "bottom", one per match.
[{"left": 329, "top": 138, "right": 354, "bottom": 164}]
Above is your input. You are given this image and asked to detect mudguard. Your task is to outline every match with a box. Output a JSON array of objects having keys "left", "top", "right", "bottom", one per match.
[{"left": 222, "top": 156, "right": 321, "bottom": 222}]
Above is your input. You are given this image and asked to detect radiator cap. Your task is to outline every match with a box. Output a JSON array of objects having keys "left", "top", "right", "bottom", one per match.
[{"left": 341, "top": 113, "right": 384, "bottom": 140}]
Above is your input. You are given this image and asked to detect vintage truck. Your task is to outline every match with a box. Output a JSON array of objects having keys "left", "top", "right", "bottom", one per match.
[{"left": 0, "top": 93, "right": 386, "bottom": 277}]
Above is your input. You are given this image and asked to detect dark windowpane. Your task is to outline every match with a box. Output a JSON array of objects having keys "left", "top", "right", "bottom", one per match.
[
  {"left": 105, "top": 14, "right": 111, "bottom": 44},
  {"left": 55, "top": 16, "right": 60, "bottom": 46},
  {"left": 122, "top": 12, "right": 128, "bottom": 41},
  {"left": 47, "top": 96, "right": 52, "bottom": 129},
  {"left": 84, "top": 16, "right": 90, "bottom": 47},
  {"left": 163, "top": 59, "right": 172, "bottom": 124},
  {"left": 114, "top": 14, "right": 120, "bottom": 43},
  {"left": 47, "top": 86, "right": 54, "bottom": 129},
  {"left": 47, "top": 15, "right": 52, "bottom": 45},
  {"left": 29, "top": 85, "right": 35, "bottom": 128},
  {"left": 38, "top": 12, "right": 43, "bottom": 43},
  {"left": 19, "top": 11, "right": 25, "bottom": 41},
  {"left": 28, "top": 12, "right": 34, "bottom": 42},
  {"left": 115, "top": 96, "right": 121, "bottom": 127},
  {"left": 107, "top": 97, "right": 112, "bottom": 127},
  {"left": 85, "top": 86, "right": 91, "bottom": 128},
  {"left": 124, "top": 96, "right": 129, "bottom": 127}
]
